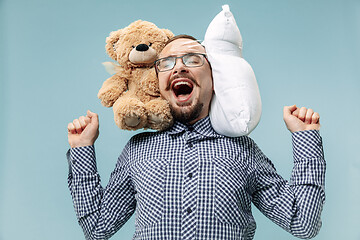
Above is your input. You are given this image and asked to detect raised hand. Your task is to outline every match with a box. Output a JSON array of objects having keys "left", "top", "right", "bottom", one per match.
[
  {"left": 67, "top": 110, "right": 100, "bottom": 148},
  {"left": 283, "top": 105, "right": 320, "bottom": 133}
]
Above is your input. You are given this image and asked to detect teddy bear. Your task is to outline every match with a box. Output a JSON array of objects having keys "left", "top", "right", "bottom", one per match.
[{"left": 98, "top": 20, "right": 174, "bottom": 131}]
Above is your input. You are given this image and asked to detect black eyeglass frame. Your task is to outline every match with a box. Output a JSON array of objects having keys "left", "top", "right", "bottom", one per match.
[{"left": 154, "top": 53, "right": 208, "bottom": 73}]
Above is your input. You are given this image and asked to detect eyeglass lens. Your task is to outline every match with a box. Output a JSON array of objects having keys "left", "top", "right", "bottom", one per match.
[{"left": 157, "top": 54, "right": 204, "bottom": 71}]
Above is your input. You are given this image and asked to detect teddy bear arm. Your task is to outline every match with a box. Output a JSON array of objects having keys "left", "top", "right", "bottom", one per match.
[
  {"left": 140, "top": 69, "right": 160, "bottom": 97},
  {"left": 98, "top": 74, "right": 128, "bottom": 107}
]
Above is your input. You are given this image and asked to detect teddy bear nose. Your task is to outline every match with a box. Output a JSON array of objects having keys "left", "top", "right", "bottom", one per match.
[{"left": 136, "top": 44, "right": 149, "bottom": 52}]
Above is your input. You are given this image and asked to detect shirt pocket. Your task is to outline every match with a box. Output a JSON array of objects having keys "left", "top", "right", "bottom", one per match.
[
  {"left": 131, "top": 158, "right": 169, "bottom": 228},
  {"left": 212, "top": 157, "right": 252, "bottom": 227}
]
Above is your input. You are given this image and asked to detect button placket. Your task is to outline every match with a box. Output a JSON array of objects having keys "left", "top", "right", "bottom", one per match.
[
  {"left": 181, "top": 129, "right": 198, "bottom": 239},
  {"left": 184, "top": 131, "right": 188, "bottom": 141},
  {"left": 184, "top": 129, "right": 195, "bottom": 148}
]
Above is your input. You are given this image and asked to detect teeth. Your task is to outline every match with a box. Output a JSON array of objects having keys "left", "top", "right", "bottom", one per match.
[{"left": 174, "top": 81, "right": 192, "bottom": 87}]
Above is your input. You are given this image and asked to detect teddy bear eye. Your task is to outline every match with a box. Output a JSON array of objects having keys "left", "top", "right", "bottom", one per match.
[
  {"left": 113, "top": 44, "right": 117, "bottom": 52},
  {"left": 132, "top": 45, "right": 135, "bottom": 48},
  {"left": 149, "top": 43, "right": 152, "bottom": 47}
]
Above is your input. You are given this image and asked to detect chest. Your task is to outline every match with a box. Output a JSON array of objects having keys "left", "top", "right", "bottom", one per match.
[{"left": 128, "top": 135, "right": 252, "bottom": 194}]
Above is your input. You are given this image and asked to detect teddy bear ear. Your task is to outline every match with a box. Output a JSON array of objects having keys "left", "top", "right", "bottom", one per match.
[
  {"left": 162, "top": 29, "right": 174, "bottom": 40},
  {"left": 105, "top": 29, "right": 123, "bottom": 60}
]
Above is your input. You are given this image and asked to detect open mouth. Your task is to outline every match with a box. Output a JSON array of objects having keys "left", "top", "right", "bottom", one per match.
[{"left": 171, "top": 79, "right": 194, "bottom": 101}]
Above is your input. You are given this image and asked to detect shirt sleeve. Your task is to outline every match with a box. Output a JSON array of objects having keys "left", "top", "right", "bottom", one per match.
[
  {"left": 250, "top": 130, "right": 325, "bottom": 239},
  {"left": 67, "top": 145, "right": 136, "bottom": 240}
]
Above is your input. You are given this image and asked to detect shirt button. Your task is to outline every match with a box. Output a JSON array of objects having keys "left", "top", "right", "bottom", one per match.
[
  {"left": 187, "top": 173, "right": 193, "bottom": 178},
  {"left": 186, "top": 207, "right": 192, "bottom": 214},
  {"left": 188, "top": 143, "right": 193, "bottom": 148}
]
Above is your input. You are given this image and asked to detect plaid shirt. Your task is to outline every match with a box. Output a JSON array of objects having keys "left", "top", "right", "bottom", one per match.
[{"left": 67, "top": 117, "right": 325, "bottom": 240}]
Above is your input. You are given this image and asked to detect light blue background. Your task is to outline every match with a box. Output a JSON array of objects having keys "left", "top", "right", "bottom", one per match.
[{"left": 1, "top": 0, "right": 359, "bottom": 239}]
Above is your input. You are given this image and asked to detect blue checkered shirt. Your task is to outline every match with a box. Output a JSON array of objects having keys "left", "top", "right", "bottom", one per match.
[{"left": 67, "top": 117, "right": 325, "bottom": 240}]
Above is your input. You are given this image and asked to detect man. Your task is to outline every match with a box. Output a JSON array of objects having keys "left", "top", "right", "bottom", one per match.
[{"left": 67, "top": 35, "right": 325, "bottom": 240}]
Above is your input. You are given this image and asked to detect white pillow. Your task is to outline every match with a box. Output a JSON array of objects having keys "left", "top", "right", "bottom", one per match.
[{"left": 202, "top": 5, "right": 262, "bottom": 137}]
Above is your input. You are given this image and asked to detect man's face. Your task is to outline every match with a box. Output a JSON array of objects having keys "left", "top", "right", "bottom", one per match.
[{"left": 157, "top": 38, "right": 213, "bottom": 124}]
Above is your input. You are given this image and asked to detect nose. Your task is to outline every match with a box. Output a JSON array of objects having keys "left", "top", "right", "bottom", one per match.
[
  {"left": 136, "top": 44, "right": 149, "bottom": 51},
  {"left": 172, "top": 58, "right": 188, "bottom": 74}
]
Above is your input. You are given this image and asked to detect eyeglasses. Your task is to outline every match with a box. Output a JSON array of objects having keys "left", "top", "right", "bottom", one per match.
[{"left": 154, "top": 53, "right": 208, "bottom": 72}]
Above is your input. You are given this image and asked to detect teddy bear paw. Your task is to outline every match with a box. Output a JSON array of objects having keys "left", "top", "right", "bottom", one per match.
[
  {"left": 145, "top": 99, "right": 173, "bottom": 131},
  {"left": 148, "top": 113, "right": 162, "bottom": 125},
  {"left": 124, "top": 113, "right": 142, "bottom": 127},
  {"left": 113, "top": 97, "right": 147, "bottom": 130},
  {"left": 147, "top": 112, "right": 173, "bottom": 131}
]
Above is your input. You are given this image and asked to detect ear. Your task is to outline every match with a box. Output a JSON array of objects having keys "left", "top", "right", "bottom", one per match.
[
  {"left": 105, "top": 29, "right": 123, "bottom": 60},
  {"left": 162, "top": 28, "right": 174, "bottom": 40}
]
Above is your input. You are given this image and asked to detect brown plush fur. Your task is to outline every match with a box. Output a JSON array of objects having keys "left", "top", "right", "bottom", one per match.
[{"left": 98, "top": 20, "right": 174, "bottom": 131}]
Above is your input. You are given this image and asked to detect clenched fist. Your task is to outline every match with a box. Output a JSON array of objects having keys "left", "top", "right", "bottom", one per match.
[
  {"left": 283, "top": 105, "right": 320, "bottom": 133},
  {"left": 67, "top": 110, "right": 99, "bottom": 148}
]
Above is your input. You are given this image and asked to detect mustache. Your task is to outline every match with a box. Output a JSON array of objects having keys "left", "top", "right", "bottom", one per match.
[{"left": 165, "top": 73, "right": 200, "bottom": 91}]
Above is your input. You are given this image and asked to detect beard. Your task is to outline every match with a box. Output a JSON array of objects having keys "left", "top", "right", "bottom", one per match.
[{"left": 170, "top": 102, "right": 204, "bottom": 124}]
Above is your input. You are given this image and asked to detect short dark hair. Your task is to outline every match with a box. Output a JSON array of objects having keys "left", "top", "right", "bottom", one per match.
[{"left": 164, "top": 34, "right": 202, "bottom": 47}]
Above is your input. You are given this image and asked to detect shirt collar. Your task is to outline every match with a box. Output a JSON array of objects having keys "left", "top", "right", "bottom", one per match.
[{"left": 166, "top": 116, "right": 224, "bottom": 138}]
